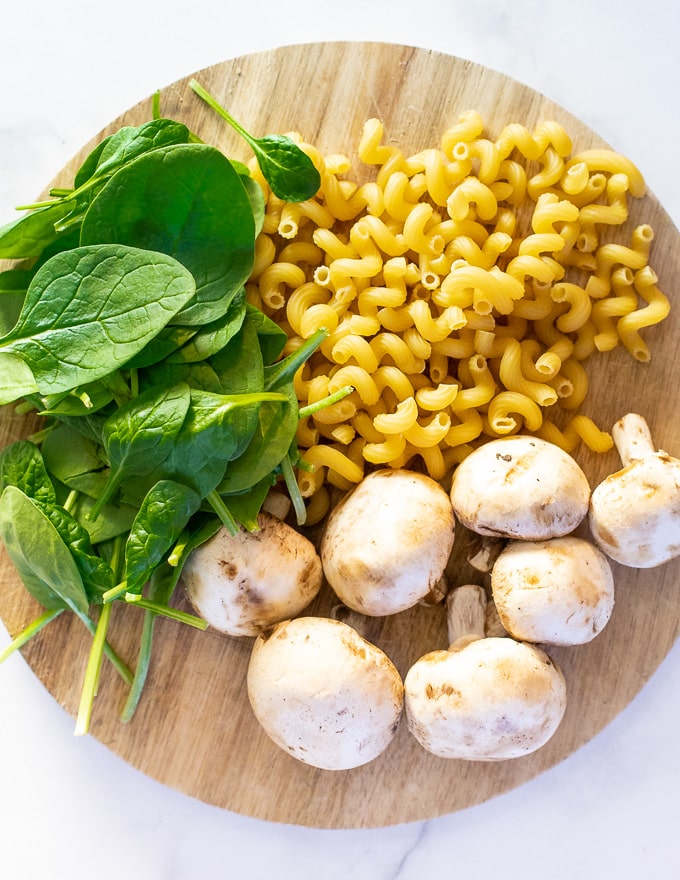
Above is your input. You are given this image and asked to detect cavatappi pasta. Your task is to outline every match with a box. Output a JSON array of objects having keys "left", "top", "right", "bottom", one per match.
[{"left": 244, "top": 114, "right": 671, "bottom": 522}]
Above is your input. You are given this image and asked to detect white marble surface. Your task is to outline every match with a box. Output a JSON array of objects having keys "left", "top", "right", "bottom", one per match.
[{"left": 1, "top": 1, "right": 679, "bottom": 877}]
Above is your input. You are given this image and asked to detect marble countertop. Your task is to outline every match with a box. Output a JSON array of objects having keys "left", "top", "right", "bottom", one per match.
[{"left": 1, "top": 2, "right": 678, "bottom": 877}]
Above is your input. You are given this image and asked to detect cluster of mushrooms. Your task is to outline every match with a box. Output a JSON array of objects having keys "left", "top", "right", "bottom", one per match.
[{"left": 181, "top": 412, "right": 680, "bottom": 771}]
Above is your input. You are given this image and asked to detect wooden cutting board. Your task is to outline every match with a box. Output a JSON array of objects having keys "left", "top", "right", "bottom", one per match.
[{"left": 1, "top": 42, "right": 679, "bottom": 828}]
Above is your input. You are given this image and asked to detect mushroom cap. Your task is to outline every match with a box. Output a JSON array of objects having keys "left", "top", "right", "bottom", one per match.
[
  {"left": 589, "top": 452, "right": 680, "bottom": 568},
  {"left": 404, "top": 637, "right": 567, "bottom": 761},
  {"left": 491, "top": 536, "right": 615, "bottom": 646},
  {"left": 182, "top": 512, "right": 322, "bottom": 637},
  {"left": 449, "top": 435, "right": 591, "bottom": 540},
  {"left": 320, "top": 469, "right": 455, "bottom": 616},
  {"left": 247, "top": 616, "right": 404, "bottom": 770}
]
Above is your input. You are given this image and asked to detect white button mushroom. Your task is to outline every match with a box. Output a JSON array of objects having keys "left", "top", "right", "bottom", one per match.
[
  {"left": 181, "top": 511, "right": 322, "bottom": 637},
  {"left": 449, "top": 435, "right": 591, "bottom": 540},
  {"left": 404, "top": 585, "right": 567, "bottom": 761},
  {"left": 247, "top": 616, "right": 404, "bottom": 770},
  {"left": 490, "top": 536, "right": 615, "bottom": 646},
  {"left": 320, "top": 469, "right": 456, "bottom": 616},
  {"left": 589, "top": 412, "right": 680, "bottom": 568}
]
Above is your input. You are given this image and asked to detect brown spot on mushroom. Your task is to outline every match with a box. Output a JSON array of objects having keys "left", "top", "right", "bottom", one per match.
[
  {"left": 425, "top": 682, "right": 462, "bottom": 700},
  {"left": 342, "top": 637, "right": 367, "bottom": 660},
  {"left": 219, "top": 560, "right": 239, "bottom": 579}
]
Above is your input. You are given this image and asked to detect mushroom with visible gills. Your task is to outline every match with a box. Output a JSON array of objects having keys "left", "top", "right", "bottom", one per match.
[
  {"left": 589, "top": 412, "right": 680, "bottom": 568},
  {"left": 320, "top": 469, "right": 456, "bottom": 616},
  {"left": 449, "top": 435, "right": 591, "bottom": 540},
  {"left": 247, "top": 616, "right": 404, "bottom": 770},
  {"left": 404, "top": 585, "right": 567, "bottom": 760},
  {"left": 490, "top": 536, "right": 615, "bottom": 646},
  {"left": 181, "top": 511, "right": 322, "bottom": 637}
]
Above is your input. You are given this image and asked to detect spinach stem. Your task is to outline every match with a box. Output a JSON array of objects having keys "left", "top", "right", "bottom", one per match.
[
  {"left": 168, "top": 529, "right": 190, "bottom": 567},
  {"left": 74, "top": 602, "right": 112, "bottom": 736},
  {"left": 63, "top": 488, "right": 79, "bottom": 514},
  {"left": 119, "top": 608, "right": 155, "bottom": 723},
  {"left": 298, "top": 385, "right": 354, "bottom": 419},
  {"left": 102, "top": 580, "right": 128, "bottom": 603},
  {"left": 264, "top": 327, "right": 328, "bottom": 390},
  {"left": 0, "top": 608, "right": 64, "bottom": 665},
  {"left": 280, "top": 453, "right": 307, "bottom": 526},
  {"left": 206, "top": 490, "right": 239, "bottom": 535},
  {"left": 124, "top": 593, "right": 208, "bottom": 629},
  {"left": 189, "top": 80, "right": 253, "bottom": 146},
  {"left": 74, "top": 608, "right": 133, "bottom": 685}
]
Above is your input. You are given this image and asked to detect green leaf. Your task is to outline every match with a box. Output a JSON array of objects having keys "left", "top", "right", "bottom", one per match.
[
  {"left": 0, "top": 440, "right": 57, "bottom": 505},
  {"left": 245, "top": 303, "right": 287, "bottom": 364},
  {"left": 0, "top": 486, "right": 89, "bottom": 613},
  {"left": 0, "top": 202, "right": 74, "bottom": 259},
  {"left": 41, "top": 423, "right": 106, "bottom": 497},
  {"left": 248, "top": 134, "right": 321, "bottom": 202},
  {"left": 92, "top": 381, "right": 192, "bottom": 517},
  {"left": 80, "top": 143, "right": 256, "bottom": 325},
  {"left": 165, "top": 287, "right": 246, "bottom": 364},
  {"left": 0, "top": 244, "right": 196, "bottom": 396},
  {"left": 123, "top": 480, "right": 202, "bottom": 594},
  {"left": 152, "top": 388, "right": 285, "bottom": 498},
  {"left": 217, "top": 382, "right": 298, "bottom": 494},
  {"left": 74, "top": 118, "right": 191, "bottom": 188},
  {"left": 0, "top": 351, "right": 39, "bottom": 404},
  {"left": 189, "top": 79, "right": 320, "bottom": 202},
  {"left": 37, "top": 501, "right": 115, "bottom": 600}
]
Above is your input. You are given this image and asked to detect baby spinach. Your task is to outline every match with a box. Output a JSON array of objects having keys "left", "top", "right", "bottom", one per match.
[
  {"left": 0, "top": 439, "right": 57, "bottom": 505},
  {"left": 80, "top": 144, "right": 256, "bottom": 326},
  {"left": 165, "top": 287, "right": 247, "bottom": 364},
  {"left": 0, "top": 485, "right": 90, "bottom": 613},
  {"left": 91, "top": 381, "right": 192, "bottom": 519},
  {"left": 118, "top": 479, "right": 202, "bottom": 596},
  {"left": 73, "top": 118, "right": 191, "bottom": 190},
  {"left": 0, "top": 202, "right": 75, "bottom": 260},
  {"left": 0, "top": 244, "right": 196, "bottom": 400},
  {"left": 189, "top": 79, "right": 321, "bottom": 202}
]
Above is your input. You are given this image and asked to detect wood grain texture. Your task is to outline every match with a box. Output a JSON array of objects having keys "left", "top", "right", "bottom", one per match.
[{"left": 1, "top": 42, "right": 679, "bottom": 828}]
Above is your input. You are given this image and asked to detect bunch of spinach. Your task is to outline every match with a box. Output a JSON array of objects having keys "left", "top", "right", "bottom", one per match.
[{"left": 0, "top": 82, "right": 341, "bottom": 732}]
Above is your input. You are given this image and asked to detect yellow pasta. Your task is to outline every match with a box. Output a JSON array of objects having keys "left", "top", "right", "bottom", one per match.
[
  {"left": 243, "top": 109, "right": 669, "bottom": 504},
  {"left": 373, "top": 397, "right": 419, "bottom": 434},
  {"left": 487, "top": 391, "right": 543, "bottom": 434},
  {"left": 617, "top": 266, "right": 671, "bottom": 362},
  {"left": 300, "top": 443, "right": 365, "bottom": 485}
]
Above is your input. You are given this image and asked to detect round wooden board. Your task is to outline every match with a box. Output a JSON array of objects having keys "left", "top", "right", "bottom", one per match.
[{"left": 1, "top": 41, "right": 679, "bottom": 829}]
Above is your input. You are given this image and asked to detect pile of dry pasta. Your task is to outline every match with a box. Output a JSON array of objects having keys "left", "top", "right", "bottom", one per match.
[{"left": 243, "top": 111, "right": 671, "bottom": 524}]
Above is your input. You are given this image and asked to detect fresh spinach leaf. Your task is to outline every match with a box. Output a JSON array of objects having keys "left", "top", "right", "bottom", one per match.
[
  {"left": 37, "top": 500, "right": 115, "bottom": 600},
  {"left": 80, "top": 143, "right": 256, "bottom": 326},
  {"left": 0, "top": 485, "right": 89, "bottom": 613},
  {"left": 165, "top": 287, "right": 246, "bottom": 364},
  {"left": 122, "top": 480, "right": 202, "bottom": 594},
  {"left": 189, "top": 79, "right": 321, "bottom": 202},
  {"left": 0, "top": 269, "right": 29, "bottom": 336},
  {"left": 0, "top": 244, "right": 196, "bottom": 399},
  {"left": 244, "top": 303, "right": 287, "bottom": 364},
  {"left": 0, "top": 202, "right": 75, "bottom": 260},
  {"left": 92, "top": 381, "right": 192, "bottom": 518},
  {"left": 217, "top": 382, "right": 298, "bottom": 494},
  {"left": 0, "top": 440, "right": 57, "bottom": 504},
  {"left": 0, "top": 351, "right": 39, "bottom": 403},
  {"left": 151, "top": 388, "right": 286, "bottom": 499},
  {"left": 125, "top": 324, "right": 198, "bottom": 369},
  {"left": 74, "top": 118, "right": 191, "bottom": 189}
]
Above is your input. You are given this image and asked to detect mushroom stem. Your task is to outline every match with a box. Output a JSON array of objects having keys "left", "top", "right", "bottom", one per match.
[
  {"left": 612, "top": 412, "right": 656, "bottom": 465},
  {"left": 446, "top": 584, "right": 487, "bottom": 650},
  {"left": 466, "top": 536, "right": 506, "bottom": 573}
]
